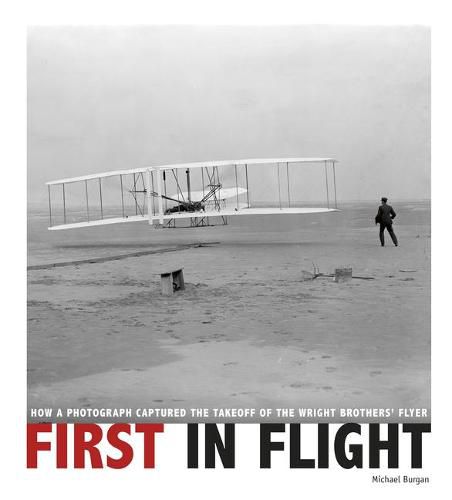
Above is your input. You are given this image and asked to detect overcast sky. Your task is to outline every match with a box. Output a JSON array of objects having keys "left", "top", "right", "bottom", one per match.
[{"left": 28, "top": 25, "right": 430, "bottom": 204}]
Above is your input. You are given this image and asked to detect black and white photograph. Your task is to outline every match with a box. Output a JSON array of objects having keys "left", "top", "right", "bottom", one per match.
[{"left": 27, "top": 25, "right": 430, "bottom": 423}]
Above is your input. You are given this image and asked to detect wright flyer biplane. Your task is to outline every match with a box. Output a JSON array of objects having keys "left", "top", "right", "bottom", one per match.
[{"left": 46, "top": 158, "right": 339, "bottom": 230}]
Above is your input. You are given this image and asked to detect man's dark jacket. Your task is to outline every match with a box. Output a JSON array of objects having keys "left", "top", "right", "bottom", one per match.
[{"left": 375, "top": 204, "right": 396, "bottom": 225}]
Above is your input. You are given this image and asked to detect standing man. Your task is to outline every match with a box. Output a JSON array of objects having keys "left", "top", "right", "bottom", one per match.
[{"left": 375, "top": 197, "right": 398, "bottom": 247}]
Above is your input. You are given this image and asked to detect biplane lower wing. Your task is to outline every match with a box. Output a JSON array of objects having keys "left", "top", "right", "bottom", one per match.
[
  {"left": 48, "top": 207, "right": 337, "bottom": 230},
  {"left": 150, "top": 207, "right": 338, "bottom": 222},
  {"left": 47, "top": 214, "right": 147, "bottom": 231},
  {"left": 46, "top": 157, "right": 339, "bottom": 230}
]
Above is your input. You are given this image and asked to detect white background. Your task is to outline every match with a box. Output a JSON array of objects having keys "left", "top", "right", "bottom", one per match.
[{"left": 0, "top": 0, "right": 449, "bottom": 498}]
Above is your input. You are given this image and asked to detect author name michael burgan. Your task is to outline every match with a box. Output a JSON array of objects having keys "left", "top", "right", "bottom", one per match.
[{"left": 372, "top": 475, "right": 429, "bottom": 485}]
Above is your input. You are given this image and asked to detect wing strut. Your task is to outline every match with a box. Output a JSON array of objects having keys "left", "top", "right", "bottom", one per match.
[
  {"left": 234, "top": 164, "right": 239, "bottom": 210},
  {"left": 151, "top": 171, "right": 156, "bottom": 216},
  {"left": 201, "top": 168, "right": 205, "bottom": 200},
  {"left": 324, "top": 160, "right": 330, "bottom": 209},
  {"left": 163, "top": 170, "right": 168, "bottom": 212},
  {"left": 156, "top": 168, "right": 164, "bottom": 224},
  {"left": 146, "top": 169, "right": 152, "bottom": 224},
  {"left": 186, "top": 168, "right": 192, "bottom": 203},
  {"left": 62, "top": 183, "right": 66, "bottom": 224},
  {"left": 85, "top": 180, "right": 90, "bottom": 222},
  {"left": 215, "top": 167, "right": 221, "bottom": 208},
  {"left": 99, "top": 178, "right": 103, "bottom": 219},
  {"left": 120, "top": 175, "right": 125, "bottom": 218},
  {"left": 333, "top": 161, "right": 338, "bottom": 209},
  {"left": 245, "top": 163, "right": 250, "bottom": 208},
  {"left": 286, "top": 161, "right": 291, "bottom": 208},
  {"left": 132, "top": 174, "right": 137, "bottom": 215},
  {"left": 48, "top": 185, "right": 52, "bottom": 227}
]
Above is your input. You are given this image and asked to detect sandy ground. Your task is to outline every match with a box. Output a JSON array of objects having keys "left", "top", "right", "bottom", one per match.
[{"left": 27, "top": 203, "right": 430, "bottom": 422}]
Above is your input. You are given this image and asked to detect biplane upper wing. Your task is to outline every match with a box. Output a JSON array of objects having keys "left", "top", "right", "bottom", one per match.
[{"left": 46, "top": 158, "right": 338, "bottom": 230}]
